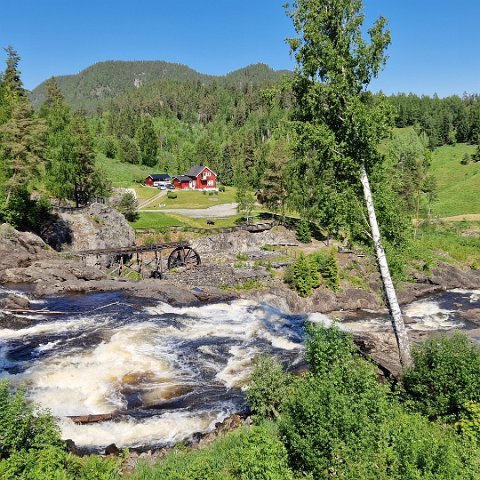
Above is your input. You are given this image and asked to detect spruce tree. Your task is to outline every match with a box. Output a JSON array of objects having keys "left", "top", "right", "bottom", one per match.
[{"left": 136, "top": 116, "right": 158, "bottom": 167}]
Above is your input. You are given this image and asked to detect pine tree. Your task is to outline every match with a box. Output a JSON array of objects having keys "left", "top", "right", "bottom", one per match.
[
  {"left": 257, "top": 140, "right": 289, "bottom": 215},
  {"left": 0, "top": 97, "right": 46, "bottom": 207},
  {"left": 296, "top": 219, "right": 312, "bottom": 243},
  {"left": 70, "top": 112, "right": 109, "bottom": 206}
]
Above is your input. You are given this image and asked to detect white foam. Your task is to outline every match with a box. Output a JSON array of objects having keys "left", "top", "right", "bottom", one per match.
[
  {"left": 215, "top": 345, "right": 259, "bottom": 389},
  {"left": 9, "top": 323, "right": 182, "bottom": 416},
  {"left": 58, "top": 409, "right": 228, "bottom": 449},
  {"left": 0, "top": 316, "right": 105, "bottom": 340}
]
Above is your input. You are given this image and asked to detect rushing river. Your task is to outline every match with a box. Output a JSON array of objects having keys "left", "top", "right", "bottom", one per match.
[{"left": 0, "top": 286, "right": 479, "bottom": 451}]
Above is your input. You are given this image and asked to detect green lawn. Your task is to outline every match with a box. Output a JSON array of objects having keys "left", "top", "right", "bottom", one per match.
[
  {"left": 384, "top": 129, "right": 480, "bottom": 218},
  {"left": 430, "top": 144, "right": 480, "bottom": 217},
  {"left": 144, "top": 187, "right": 237, "bottom": 209},
  {"left": 133, "top": 185, "right": 161, "bottom": 201},
  {"left": 131, "top": 211, "right": 246, "bottom": 231}
]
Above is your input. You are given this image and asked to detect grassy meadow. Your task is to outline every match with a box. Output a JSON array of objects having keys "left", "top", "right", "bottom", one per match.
[{"left": 430, "top": 144, "right": 480, "bottom": 217}]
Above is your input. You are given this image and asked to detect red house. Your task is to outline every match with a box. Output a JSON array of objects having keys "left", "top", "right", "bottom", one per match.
[{"left": 172, "top": 166, "right": 217, "bottom": 190}]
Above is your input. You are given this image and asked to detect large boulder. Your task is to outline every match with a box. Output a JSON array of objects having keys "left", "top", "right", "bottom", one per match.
[
  {"left": 43, "top": 203, "right": 135, "bottom": 266},
  {"left": 192, "top": 227, "right": 297, "bottom": 256}
]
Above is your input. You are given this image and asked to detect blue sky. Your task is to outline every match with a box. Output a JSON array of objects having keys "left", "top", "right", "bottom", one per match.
[{"left": 0, "top": 0, "right": 479, "bottom": 96}]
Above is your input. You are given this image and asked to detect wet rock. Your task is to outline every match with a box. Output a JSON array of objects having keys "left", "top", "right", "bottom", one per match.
[
  {"left": 0, "top": 313, "right": 35, "bottom": 330},
  {"left": 104, "top": 443, "right": 120, "bottom": 456},
  {"left": 0, "top": 294, "right": 30, "bottom": 311},
  {"left": 197, "top": 414, "right": 244, "bottom": 448},
  {"left": 65, "top": 439, "right": 80, "bottom": 456}
]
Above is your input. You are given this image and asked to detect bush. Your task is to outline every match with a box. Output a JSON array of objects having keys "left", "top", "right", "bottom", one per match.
[
  {"left": 246, "top": 356, "right": 293, "bottom": 419},
  {"left": 284, "top": 253, "right": 319, "bottom": 297},
  {"left": 311, "top": 249, "right": 339, "bottom": 292},
  {"left": 0, "top": 380, "right": 120, "bottom": 479},
  {"left": 403, "top": 332, "right": 480, "bottom": 422},
  {"left": 167, "top": 192, "right": 177, "bottom": 199},
  {"left": 218, "top": 185, "right": 226, "bottom": 192},
  {"left": 295, "top": 219, "right": 311, "bottom": 243},
  {"left": 131, "top": 423, "right": 293, "bottom": 480},
  {"left": 116, "top": 192, "right": 139, "bottom": 222},
  {"left": 278, "top": 325, "right": 480, "bottom": 479}
]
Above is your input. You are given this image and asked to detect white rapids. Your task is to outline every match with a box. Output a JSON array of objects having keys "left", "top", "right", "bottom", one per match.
[{"left": 0, "top": 286, "right": 478, "bottom": 450}]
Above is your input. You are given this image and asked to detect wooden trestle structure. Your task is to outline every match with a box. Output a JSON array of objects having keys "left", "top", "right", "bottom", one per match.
[{"left": 75, "top": 241, "right": 201, "bottom": 279}]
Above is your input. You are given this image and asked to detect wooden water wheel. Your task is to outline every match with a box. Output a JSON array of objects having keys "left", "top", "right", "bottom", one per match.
[{"left": 167, "top": 246, "right": 201, "bottom": 270}]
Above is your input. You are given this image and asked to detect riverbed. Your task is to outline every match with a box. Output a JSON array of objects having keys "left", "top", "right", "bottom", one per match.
[{"left": 0, "top": 286, "right": 479, "bottom": 451}]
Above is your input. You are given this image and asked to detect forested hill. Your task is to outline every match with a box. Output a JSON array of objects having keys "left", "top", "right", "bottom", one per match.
[{"left": 29, "top": 60, "right": 290, "bottom": 111}]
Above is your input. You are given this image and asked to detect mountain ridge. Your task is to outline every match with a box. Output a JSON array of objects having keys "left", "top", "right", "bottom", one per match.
[{"left": 29, "top": 60, "right": 291, "bottom": 111}]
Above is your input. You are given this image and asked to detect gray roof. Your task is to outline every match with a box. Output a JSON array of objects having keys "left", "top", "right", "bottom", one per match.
[
  {"left": 173, "top": 175, "right": 192, "bottom": 182},
  {"left": 148, "top": 173, "right": 171, "bottom": 181},
  {"left": 185, "top": 165, "right": 216, "bottom": 178}
]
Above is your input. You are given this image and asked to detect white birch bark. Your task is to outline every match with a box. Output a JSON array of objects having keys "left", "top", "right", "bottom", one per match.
[{"left": 360, "top": 163, "right": 412, "bottom": 368}]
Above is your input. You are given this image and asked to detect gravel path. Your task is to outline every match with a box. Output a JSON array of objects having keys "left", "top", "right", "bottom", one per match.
[{"left": 141, "top": 203, "right": 239, "bottom": 217}]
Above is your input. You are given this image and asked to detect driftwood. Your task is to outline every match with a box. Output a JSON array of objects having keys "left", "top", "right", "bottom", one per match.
[
  {"left": 1, "top": 301, "right": 127, "bottom": 316},
  {"left": 68, "top": 413, "right": 116, "bottom": 424}
]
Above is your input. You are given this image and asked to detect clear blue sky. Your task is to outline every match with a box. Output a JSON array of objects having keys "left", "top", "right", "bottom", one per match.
[{"left": 0, "top": 0, "right": 479, "bottom": 96}]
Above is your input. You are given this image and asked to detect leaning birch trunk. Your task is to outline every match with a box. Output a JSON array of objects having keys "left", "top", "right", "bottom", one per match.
[{"left": 360, "top": 163, "right": 412, "bottom": 368}]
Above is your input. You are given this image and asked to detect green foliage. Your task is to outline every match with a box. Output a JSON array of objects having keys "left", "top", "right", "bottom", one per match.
[
  {"left": 136, "top": 116, "right": 158, "bottom": 167},
  {"left": 115, "top": 192, "right": 138, "bottom": 222},
  {"left": 319, "top": 249, "right": 339, "bottom": 291},
  {"left": 0, "top": 380, "right": 120, "bottom": 479},
  {"left": 167, "top": 191, "right": 177, "bottom": 199},
  {"left": 278, "top": 324, "right": 480, "bottom": 479},
  {"left": 284, "top": 252, "right": 319, "bottom": 297},
  {"left": 130, "top": 422, "right": 293, "bottom": 480},
  {"left": 462, "top": 152, "right": 471, "bottom": 165},
  {"left": 295, "top": 219, "right": 311, "bottom": 243},
  {"left": 456, "top": 401, "right": 480, "bottom": 443},
  {"left": 403, "top": 332, "right": 480, "bottom": 422},
  {"left": 118, "top": 135, "right": 140, "bottom": 164},
  {"left": 246, "top": 356, "right": 293, "bottom": 419}
]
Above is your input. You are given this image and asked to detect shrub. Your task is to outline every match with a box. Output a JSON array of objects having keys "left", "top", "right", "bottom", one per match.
[
  {"left": 278, "top": 325, "right": 480, "bottom": 479},
  {"left": 403, "top": 332, "right": 480, "bottom": 422},
  {"left": 131, "top": 423, "right": 293, "bottom": 480},
  {"left": 284, "top": 253, "right": 319, "bottom": 297},
  {"left": 280, "top": 325, "right": 392, "bottom": 478},
  {"left": 116, "top": 192, "right": 139, "bottom": 222},
  {"left": 246, "top": 356, "right": 293, "bottom": 419},
  {"left": 456, "top": 401, "right": 480, "bottom": 443},
  {"left": 167, "top": 192, "right": 177, "bottom": 199},
  {"left": 295, "top": 219, "right": 311, "bottom": 243},
  {"left": 218, "top": 185, "right": 226, "bottom": 192},
  {"left": 311, "top": 249, "right": 339, "bottom": 292},
  {"left": 0, "top": 380, "right": 120, "bottom": 479}
]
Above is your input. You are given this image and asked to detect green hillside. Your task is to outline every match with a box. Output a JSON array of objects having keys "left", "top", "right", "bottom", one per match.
[
  {"left": 29, "top": 61, "right": 290, "bottom": 111},
  {"left": 430, "top": 144, "right": 480, "bottom": 217}
]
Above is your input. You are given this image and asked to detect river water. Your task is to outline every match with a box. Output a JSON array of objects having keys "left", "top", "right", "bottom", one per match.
[{"left": 0, "top": 286, "right": 479, "bottom": 451}]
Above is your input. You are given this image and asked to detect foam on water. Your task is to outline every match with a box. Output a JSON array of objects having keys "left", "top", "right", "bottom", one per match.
[
  {"left": 8, "top": 322, "right": 181, "bottom": 416},
  {"left": 0, "top": 316, "right": 107, "bottom": 340},
  {"left": 58, "top": 409, "right": 230, "bottom": 449}
]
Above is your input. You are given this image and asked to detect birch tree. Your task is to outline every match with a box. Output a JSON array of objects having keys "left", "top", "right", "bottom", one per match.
[{"left": 286, "top": 0, "right": 412, "bottom": 366}]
